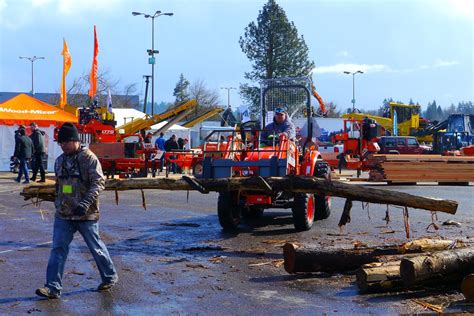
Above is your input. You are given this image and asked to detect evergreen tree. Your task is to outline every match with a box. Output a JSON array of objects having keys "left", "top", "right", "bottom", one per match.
[
  {"left": 239, "top": 0, "right": 315, "bottom": 116},
  {"left": 173, "top": 73, "right": 190, "bottom": 104}
]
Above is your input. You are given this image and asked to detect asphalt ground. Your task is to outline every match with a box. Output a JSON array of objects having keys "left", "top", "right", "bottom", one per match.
[{"left": 0, "top": 172, "right": 473, "bottom": 315}]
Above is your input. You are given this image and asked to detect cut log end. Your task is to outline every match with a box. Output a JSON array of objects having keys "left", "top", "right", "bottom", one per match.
[
  {"left": 283, "top": 243, "right": 297, "bottom": 274},
  {"left": 461, "top": 274, "right": 474, "bottom": 302}
]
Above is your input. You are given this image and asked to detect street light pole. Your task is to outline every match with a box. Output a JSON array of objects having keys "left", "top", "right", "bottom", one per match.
[
  {"left": 220, "top": 87, "right": 236, "bottom": 108},
  {"left": 343, "top": 70, "right": 364, "bottom": 113},
  {"left": 132, "top": 10, "right": 173, "bottom": 116},
  {"left": 19, "top": 56, "right": 45, "bottom": 95}
]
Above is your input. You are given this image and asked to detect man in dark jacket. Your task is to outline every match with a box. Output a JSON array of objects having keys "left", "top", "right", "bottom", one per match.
[
  {"left": 36, "top": 123, "right": 118, "bottom": 299},
  {"left": 15, "top": 128, "right": 33, "bottom": 184},
  {"left": 164, "top": 135, "right": 179, "bottom": 173},
  {"left": 13, "top": 125, "right": 26, "bottom": 158},
  {"left": 29, "top": 122, "right": 46, "bottom": 182}
]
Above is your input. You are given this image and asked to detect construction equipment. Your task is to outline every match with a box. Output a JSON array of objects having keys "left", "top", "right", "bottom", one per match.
[
  {"left": 182, "top": 107, "right": 224, "bottom": 128},
  {"left": 343, "top": 102, "right": 431, "bottom": 142},
  {"left": 63, "top": 99, "right": 198, "bottom": 177},
  {"left": 331, "top": 118, "right": 384, "bottom": 172},
  {"left": 200, "top": 77, "right": 331, "bottom": 232},
  {"left": 115, "top": 99, "right": 197, "bottom": 139},
  {"left": 431, "top": 114, "right": 474, "bottom": 154}
]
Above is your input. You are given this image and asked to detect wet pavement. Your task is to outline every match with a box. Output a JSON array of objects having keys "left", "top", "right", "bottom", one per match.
[{"left": 0, "top": 173, "right": 473, "bottom": 314}]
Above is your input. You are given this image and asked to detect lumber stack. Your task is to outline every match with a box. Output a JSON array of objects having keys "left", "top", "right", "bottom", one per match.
[{"left": 368, "top": 154, "right": 474, "bottom": 183}]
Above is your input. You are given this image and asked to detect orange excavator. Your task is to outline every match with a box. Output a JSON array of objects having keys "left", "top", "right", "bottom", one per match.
[{"left": 311, "top": 81, "right": 327, "bottom": 116}]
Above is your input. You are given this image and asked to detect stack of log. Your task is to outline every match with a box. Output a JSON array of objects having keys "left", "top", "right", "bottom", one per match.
[
  {"left": 283, "top": 239, "right": 474, "bottom": 301},
  {"left": 368, "top": 154, "right": 474, "bottom": 184}
]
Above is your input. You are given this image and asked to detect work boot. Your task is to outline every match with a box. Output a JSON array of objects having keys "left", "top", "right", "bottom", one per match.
[
  {"left": 35, "top": 287, "right": 60, "bottom": 299},
  {"left": 22, "top": 180, "right": 30, "bottom": 184},
  {"left": 30, "top": 177, "right": 36, "bottom": 182},
  {"left": 97, "top": 281, "right": 116, "bottom": 292}
]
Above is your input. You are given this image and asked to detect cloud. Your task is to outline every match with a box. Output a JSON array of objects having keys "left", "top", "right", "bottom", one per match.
[
  {"left": 336, "top": 50, "right": 350, "bottom": 58},
  {"left": 313, "top": 59, "right": 460, "bottom": 74},
  {"left": 0, "top": 0, "right": 127, "bottom": 29},
  {"left": 433, "top": 59, "right": 460, "bottom": 67},
  {"left": 313, "top": 63, "right": 391, "bottom": 74}
]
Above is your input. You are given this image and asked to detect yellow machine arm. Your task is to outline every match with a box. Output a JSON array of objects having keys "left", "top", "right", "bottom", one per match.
[
  {"left": 182, "top": 107, "right": 224, "bottom": 128},
  {"left": 115, "top": 99, "right": 197, "bottom": 139}
]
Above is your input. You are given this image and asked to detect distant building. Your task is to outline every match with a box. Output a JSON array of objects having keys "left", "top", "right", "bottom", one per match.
[{"left": 0, "top": 92, "right": 139, "bottom": 109}]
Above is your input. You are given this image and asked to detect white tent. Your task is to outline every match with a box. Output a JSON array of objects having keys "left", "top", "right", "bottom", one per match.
[
  {"left": 0, "top": 124, "right": 63, "bottom": 172},
  {"left": 112, "top": 108, "right": 147, "bottom": 127}
]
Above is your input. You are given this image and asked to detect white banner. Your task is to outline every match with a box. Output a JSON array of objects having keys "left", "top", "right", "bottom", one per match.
[{"left": 239, "top": 106, "right": 251, "bottom": 123}]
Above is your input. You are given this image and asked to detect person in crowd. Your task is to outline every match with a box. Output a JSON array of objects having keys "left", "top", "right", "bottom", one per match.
[
  {"left": 36, "top": 123, "right": 118, "bottom": 299},
  {"left": 29, "top": 122, "right": 46, "bottom": 182},
  {"left": 154, "top": 133, "right": 166, "bottom": 172},
  {"left": 183, "top": 138, "right": 189, "bottom": 150},
  {"left": 177, "top": 137, "right": 184, "bottom": 150},
  {"left": 164, "top": 134, "right": 179, "bottom": 173},
  {"left": 14, "top": 128, "right": 33, "bottom": 184},
  {"left": 13, "top": 125, "right": 26, "bottom": 158},
  {"left": 144, "top": 132, "right": 153, "bottom": 144},
  {"left": 261, "top": 107, "right": 296, "bottom": 142}
]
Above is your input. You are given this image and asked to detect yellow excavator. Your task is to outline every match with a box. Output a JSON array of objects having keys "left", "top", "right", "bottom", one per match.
[{"left": 342, "top": 102, "right": 431, "bottom": 142}]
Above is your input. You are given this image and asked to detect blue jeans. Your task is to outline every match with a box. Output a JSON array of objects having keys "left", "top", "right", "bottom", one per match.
[
  {"left": 16, "top": 158, "right": 29, "bottom": 182},
  {"left": 45, "top": 217, "right": 118, "bottom": 294}
]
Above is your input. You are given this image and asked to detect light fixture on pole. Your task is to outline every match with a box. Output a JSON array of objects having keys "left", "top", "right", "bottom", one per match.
[
  {"left": 132, "top": 10, "right": 173, "bottom": 115},
  {"left": 19, "top": 56, "right": 45, "bottom": 95},
  {"left": 343, "top": 70, "right": 364, "bottom": 113},
  {"left": 220, "top": 87, "right": 236, "bottom": 108}
]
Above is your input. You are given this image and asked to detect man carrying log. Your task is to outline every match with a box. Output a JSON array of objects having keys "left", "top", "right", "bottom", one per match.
[{"left": 36, "top": 123, "right": 118, "bottom": 299}]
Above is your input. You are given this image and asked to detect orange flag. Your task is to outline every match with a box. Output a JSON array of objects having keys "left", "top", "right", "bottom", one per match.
[
  {"left": 88, "top": 25, "right": 99, "bottom": 98},
  {"left": 60, "top": 38, "right": 72, "bottom": 109}
]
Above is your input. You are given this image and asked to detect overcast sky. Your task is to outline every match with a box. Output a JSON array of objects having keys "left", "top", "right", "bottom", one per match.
[{"left": 0, "top": 0, "right": 473, "bottom": 112}]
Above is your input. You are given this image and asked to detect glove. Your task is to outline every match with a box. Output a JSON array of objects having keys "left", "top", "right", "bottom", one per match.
[{"left": 73, "top": 204, "right": 88, "bottom": 217}]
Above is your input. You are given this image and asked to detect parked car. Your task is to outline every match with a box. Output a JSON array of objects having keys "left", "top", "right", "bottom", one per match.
[{"left": 377, "top": 136, "right": 431, "bottom": 154}]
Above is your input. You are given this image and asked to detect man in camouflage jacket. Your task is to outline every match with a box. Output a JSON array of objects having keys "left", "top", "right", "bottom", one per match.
[{"left": 36, "top": 123, "right": 118, "bottom": 299}]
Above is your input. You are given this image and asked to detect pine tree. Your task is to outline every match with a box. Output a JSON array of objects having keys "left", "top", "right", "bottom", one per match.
[
  {"left": 173, "top": 73, "right": 190, "bottom": 104},
  {"left": 239, "top": 0, "right": 315, "bottom": 115}
]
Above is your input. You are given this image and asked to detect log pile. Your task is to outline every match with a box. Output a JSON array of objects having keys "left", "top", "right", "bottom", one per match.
[
  {"left": 20, "top": 176, "right": 458, "bottom": 215},
  {"left": 283, "top": 239, "right": 474, "bottom": 300},
  {"left": 368, "top": 154, "right": 474, "bottom": 184}
]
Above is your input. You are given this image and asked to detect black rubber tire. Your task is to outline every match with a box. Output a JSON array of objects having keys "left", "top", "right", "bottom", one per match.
[
  {"left": 292, "top": 193, "right": 314, "bottom": 232},
  {"left": 217, "top": 192, "right": 241, "bottom": 230},
  {"left": 314, "top": 195, "right": 331, "bottom": 220},
  {"left": 242, "top": 206, "right": 264, "bottom": 220},
  {"left": 313, "top": 160, "right": 332, "bottom": 221}
]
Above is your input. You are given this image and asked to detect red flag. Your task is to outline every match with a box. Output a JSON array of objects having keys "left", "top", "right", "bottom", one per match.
[
  {"left": 60, "top": 38, "right": 72, "bottom": 109},
  {"left": 88, "top": 25, "right": 99, "bottom": 98}
]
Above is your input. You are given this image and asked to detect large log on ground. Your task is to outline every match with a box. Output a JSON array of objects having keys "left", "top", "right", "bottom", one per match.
[
  {"left": 356, "top": 261, "right": 404, "bottom": 293},
  {"left": 20, "top": 176, "right": 458, "bottom": 214},
  {"left": 461, "top": 273, "right": 474, "bottom": 302},
  {"left": 400, "top": 247, "right": 474, "bottom": 287},
  {"left": 283, "top": 239, "right": 460, "bottom": 274}
]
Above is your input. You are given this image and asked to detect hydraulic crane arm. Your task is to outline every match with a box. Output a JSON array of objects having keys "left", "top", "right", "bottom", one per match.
[
  {"left": 182, "top": 107, "right": 224, "bottom": 128},
  {"left": 115, "top": 99, "right": 197, "bottom": 140},
  {"left": 311, "top": 82, "right": 327, "bottom": 116}
]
